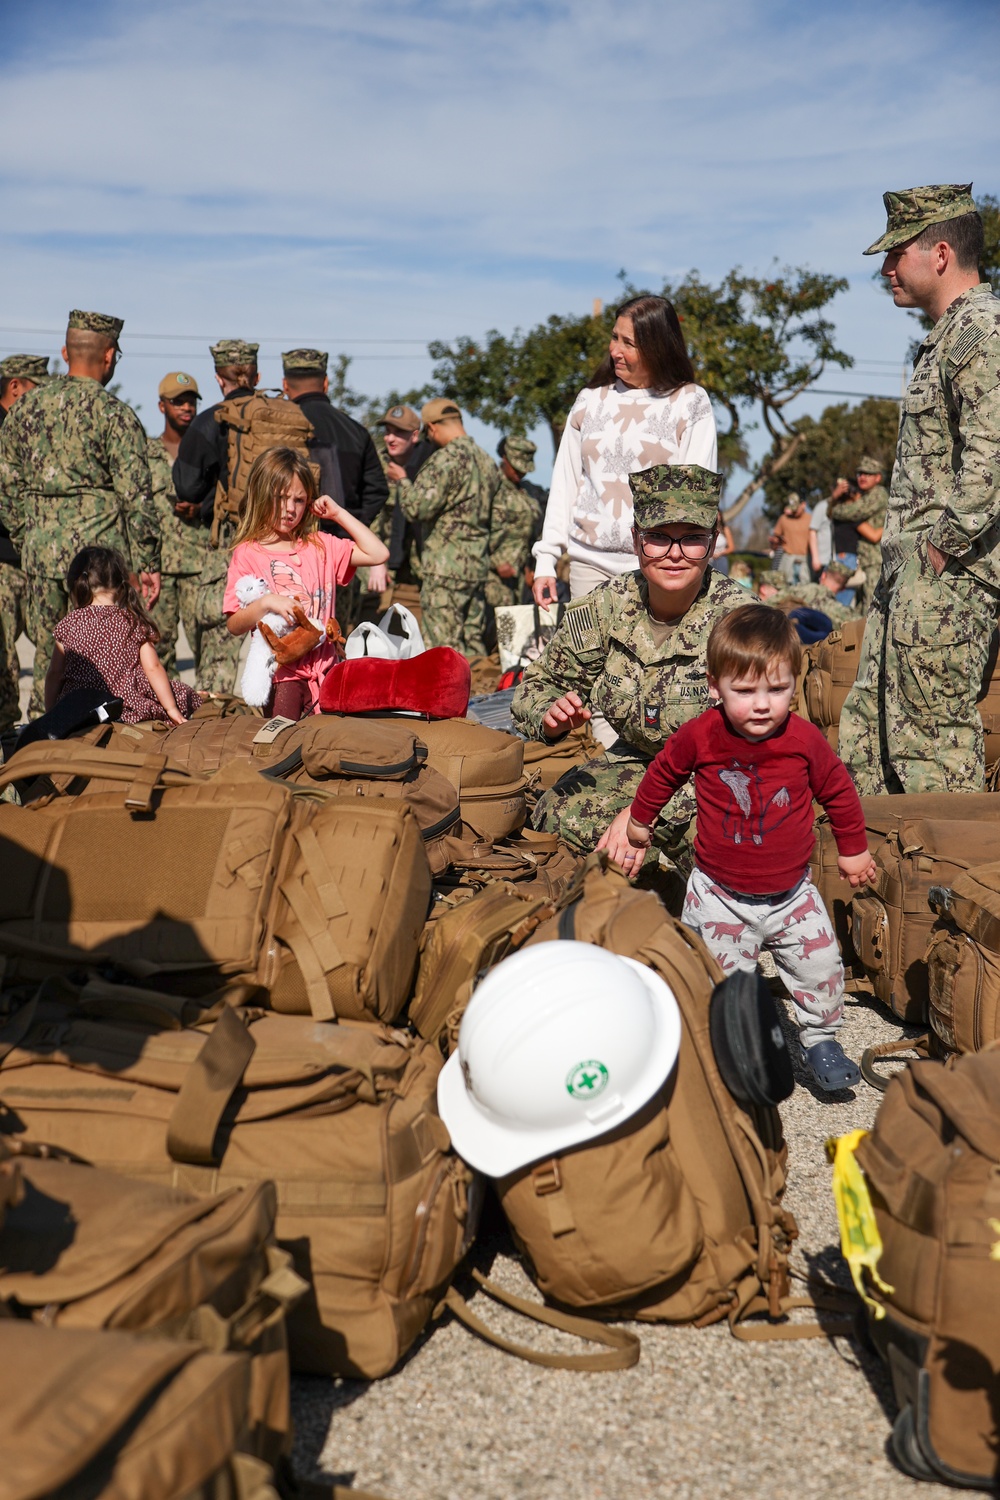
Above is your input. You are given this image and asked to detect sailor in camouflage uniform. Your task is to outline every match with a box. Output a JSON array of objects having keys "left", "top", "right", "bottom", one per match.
[
  {"left": 757, "top": 564, "right": 857, "bottom": 627},
  {"left": 0, "top": 355, "right": 51, "bottom": 732},
  {"left": 840, "top": 185, "right": 1000, "bottom": 793},
  {"left": 486, "top": 436, "right": 541, "bottom": 610},
  {"left": 0, "top": 311, "right": 159, "bottom": 715},
  {"left": 828, "top": 456, "right": 888, "bottom": 613},
  {"left": 511, "top": 464, "right": 755, "bottom": 865},
  {"left": 148, "top": 372, "right": 211, "bottom": 676},
  {"left": 401, "top": 399, "right": 499, "bottom": 656}
]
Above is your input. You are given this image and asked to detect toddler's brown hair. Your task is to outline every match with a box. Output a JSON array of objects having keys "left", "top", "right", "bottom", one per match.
[{"left": 706, "top": 604, "right": 802, "bottom": 682}]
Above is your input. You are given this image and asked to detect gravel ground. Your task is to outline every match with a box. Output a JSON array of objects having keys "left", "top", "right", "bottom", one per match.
[
  {"left": 290, "top": 986, "right": 947, "bottom": 1500},
  {"left": 12, "top": 635, "right": 944, "bottom": 1497}
]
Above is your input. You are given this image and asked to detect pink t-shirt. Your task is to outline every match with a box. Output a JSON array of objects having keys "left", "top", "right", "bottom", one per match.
[{"left": 225, "top": 533, "right": 355, "bottom": 713}]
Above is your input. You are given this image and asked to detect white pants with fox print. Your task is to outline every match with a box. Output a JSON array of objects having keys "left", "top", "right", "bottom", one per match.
[{"left": 681, "top": 866, "right": 845, "bottom": 1049}]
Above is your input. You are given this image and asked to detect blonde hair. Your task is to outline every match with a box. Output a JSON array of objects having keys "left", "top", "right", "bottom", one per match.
[{"left": 234, "top": 447, "right": 322, "bottom": 547}]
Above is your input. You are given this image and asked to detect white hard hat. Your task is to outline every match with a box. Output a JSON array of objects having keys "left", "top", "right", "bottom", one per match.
[{"left": 437, "top": 941, "right": 682, "bottom": 1178}]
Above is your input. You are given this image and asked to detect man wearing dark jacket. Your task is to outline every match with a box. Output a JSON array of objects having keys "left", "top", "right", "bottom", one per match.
[
  {"left": 282, "top": 348, "right": 388, "bottom": 632},
  {"left": 172, "top": 338, "right": 259, "bottom": 692}
]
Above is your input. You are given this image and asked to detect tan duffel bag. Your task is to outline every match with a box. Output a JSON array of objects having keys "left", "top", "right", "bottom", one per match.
[
  {"left": 0, "top": 994, "right": 473, "bottom": 1379},
  {"left": 46, "top": 716, "right": 463, "bottom": 877},
  {"left": 0, "top": 743, "right": 431, "bottom": 1022},
  {"left": 342, "top": 714, "right": 528, "bottom": 841},
  {"left": 801, "top": 616, "right": 866, "bottom": 749},
  {"left": 0, "top": 1323, "right": 284, "bottom": 1500},
  {"left": 925, "top": 861, "right": 1000, "bottom": 1055},
  {"left": 454, "top": 860, "right": 842, "bottom": 1337},
  {"left": 846, "top": 1048, "right": 1000, "bottom": 1486},
  {"left": 521, "top": 722, "right": 604, "bottom": 793},
  {"left": 0, "top": 1142, "right": 302, "bottom": 1468}
]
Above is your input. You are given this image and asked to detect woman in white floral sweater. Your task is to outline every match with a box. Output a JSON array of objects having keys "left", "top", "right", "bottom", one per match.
[{"left": 533, "top": 295, "right": 718, "bottom": 606}]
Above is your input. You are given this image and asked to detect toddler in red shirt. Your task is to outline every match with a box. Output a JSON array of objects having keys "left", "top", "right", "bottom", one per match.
[{"left": 625, "top": 605, "right": 877, "bottom": 1093}]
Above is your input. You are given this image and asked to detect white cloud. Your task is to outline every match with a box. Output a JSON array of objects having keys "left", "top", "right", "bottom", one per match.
[{"left": 1, "top": 0, "right": 997, "bottom": 477}]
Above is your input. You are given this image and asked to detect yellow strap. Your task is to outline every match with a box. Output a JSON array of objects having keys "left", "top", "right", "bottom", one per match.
[{"left": 826, "top": 1129, "right": 894, "bottom": 1317}]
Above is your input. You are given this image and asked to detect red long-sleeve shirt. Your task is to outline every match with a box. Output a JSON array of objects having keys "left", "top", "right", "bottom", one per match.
[{"left": 630, "top": 707, "right": 867, "bottom": 894}]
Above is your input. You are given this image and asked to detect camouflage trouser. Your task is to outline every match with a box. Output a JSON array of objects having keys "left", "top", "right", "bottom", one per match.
[
  {"left": 194, "top": 542, "right": 242, "bottom": 696},
  {"left": 0, "top": 563, "right": 28, "bottom": 733},
  {"left": 840, "top": 544, "right": 1000, "bottom": 794},
  {"left": 531, "top": 742, "right": 696, "bottom": 872},
  {"left": 152, "top": 572, "right": 201, "bottom": 676},
  {"left": 484, "top": 573, "right": 519, "bottom": 609},
  {"left": 419, "top": 579, "right": 487, "bottom": 659},
  {"left": 26, "top": 575, "right": 70, "bottom": 718},
  {"left": 855, "top": 539, "right": 882, "bottom": 616}
]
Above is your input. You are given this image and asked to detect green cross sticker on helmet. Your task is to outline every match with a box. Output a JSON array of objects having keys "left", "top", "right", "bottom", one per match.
[
  {"left": 566, "top": 1061, "right": 609, "bottom": 1099},
  {"left": 437, "top": 941, "right": 682, "bottom": 1178}
]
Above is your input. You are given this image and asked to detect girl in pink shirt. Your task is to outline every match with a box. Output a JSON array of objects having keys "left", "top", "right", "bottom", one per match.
[{"left": 224, "top": 446, "right": 388, "bottom": 718}]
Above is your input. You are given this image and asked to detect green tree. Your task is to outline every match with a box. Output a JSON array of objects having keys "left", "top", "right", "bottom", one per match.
[
  {"left": 428, "top": 265, "right": 851, "bottom": 522},
  {"left": 762, "top": 397, "right": 900, "bottom": 518}
]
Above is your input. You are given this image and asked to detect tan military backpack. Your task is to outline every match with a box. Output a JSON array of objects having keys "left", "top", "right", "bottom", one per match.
[{"left": 213, "top": 393, "right": 315, "bottom": 537}]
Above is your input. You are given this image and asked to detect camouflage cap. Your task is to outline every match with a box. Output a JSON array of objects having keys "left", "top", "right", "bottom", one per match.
[
  {"left": 422, "top": 397, "right": 462, "bottom": 426},
  {"left": 158, "top": 371, "right": 200, "bottom": 401},
  {"left": 210, "top": 339, "right": 259, "bottom": 370},
  {"left": 864, "top": 183, "right": 977, "bottom": 256},
  {"left": 784, "top": 491, "right": 803, "bottom": 512},
  {"left": 856, "top": 454, "right": 884, "bottom": 475},
  {"left": 67, "top": 309, "right": 123, "bottom": 343},
  {"left": 500, "top": 435, "right": 537, "bottom": 476},
  {"left": 377, "top": 403, "right": 420, "bottom": 432},
  {"left": 821, "top": 559, "right": 852, "bottom": 583},
  {"left": 282, "top": 347, "right": 328, "bottom": 377},
  {"left": 0, "top": 354, "right": 51, "bottom": 384},
  {"left": 758, "top": 570, "right": 786, "bottom": 591},
  {"left": 629, "top": 463, "right": 723, "bottom": 530}
]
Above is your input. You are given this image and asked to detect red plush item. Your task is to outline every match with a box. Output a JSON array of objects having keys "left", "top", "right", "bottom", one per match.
[{"left": 318, "top": 646, "right": 472, "bottom": 719}]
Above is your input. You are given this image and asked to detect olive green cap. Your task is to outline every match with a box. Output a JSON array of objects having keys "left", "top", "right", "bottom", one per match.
[
  {"left": 67, "top": 309, "right": 123, "bottom": 342},
  {"left": 758, "top": 570, "right": 786, "bottom": 591},
  {"left": 629, "top": 463, "right": 723, "bottom": 530},
  {"left": 856, "top": 454, "right": 884, "bottom": 475},
  {"left": 0, "top": 355, "right": 51, "bottom": 383},
  {"left": 210, "top": 339, "right": 259, "bottom": 369},
  {"left": 864, "top": 183, "right": 977, "bottom": 256},
  {"left": 500, "top": 435, "right": 537, "bottom": 476},
  {"left": 282, "top": 347, "right": 327, "bottom": 377}
]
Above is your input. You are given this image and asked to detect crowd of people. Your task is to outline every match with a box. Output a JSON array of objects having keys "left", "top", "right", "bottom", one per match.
[{"left": 0, "top": 180, "right": 995, "bottom": 1090}]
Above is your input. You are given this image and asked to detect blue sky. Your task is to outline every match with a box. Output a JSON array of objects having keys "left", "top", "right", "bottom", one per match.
[{"left": 1, "top": 0, "right": 998, "bottom": 492}]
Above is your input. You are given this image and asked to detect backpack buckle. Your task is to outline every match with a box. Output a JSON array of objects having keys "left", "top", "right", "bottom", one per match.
[{"left": 531, "top": 1160, "right": 562, "bottom": 1196}]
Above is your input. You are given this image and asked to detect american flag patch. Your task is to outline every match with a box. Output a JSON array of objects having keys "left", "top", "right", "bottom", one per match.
[{"left": 566, "top": 602, "right": 600, "bottom": 652}]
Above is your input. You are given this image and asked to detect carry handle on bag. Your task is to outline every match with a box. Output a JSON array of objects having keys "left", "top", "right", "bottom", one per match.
[
  {"left": 344, "top": 603, "right": 425, "bottom": 661},
  {"left": 444, "top": 1269, "right": 641, "bottom": 1372},
  {"left": 0, "top": 743, "right": 207, "bottom": 810}
]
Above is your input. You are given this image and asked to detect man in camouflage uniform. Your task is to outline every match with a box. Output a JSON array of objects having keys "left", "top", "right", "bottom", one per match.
[
  {"left": 148, "top": 371, "right": 211, "bottom": 676},
  {"left": 757, "top": 563, "right": 857, "bottom": 626},
  {"left": 401, "top": 399, "right": 499, "bottom": 656},
  {"left": 0, "top": 355, "right": 51, "bottom": 733},
  {"left": 828, "top": 456, "right": 888, "bottom": 613},
  {"left": 511, "top": 464, "right": 754, "bottom": 866},
  {"left": 486, "top": 436, "right": 541, "bottom": 610},
  {"left": 840, "top": 184, "right": 1000, "bottom": 794},
  {"left": 0, "top": 311, "right": 158, "bottom": 715},
  {"left": 173, "top": 339, "right": 259, "bottom": 694}
]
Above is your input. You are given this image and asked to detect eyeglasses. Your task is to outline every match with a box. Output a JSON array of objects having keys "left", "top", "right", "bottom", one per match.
[{"left": 636, "top": 530, "right": 715, "bottom": 560}]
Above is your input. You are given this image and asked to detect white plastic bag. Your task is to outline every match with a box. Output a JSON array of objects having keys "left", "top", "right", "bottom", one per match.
[{"left": 344, "top": 603, "right": 426, "bottom": 661}]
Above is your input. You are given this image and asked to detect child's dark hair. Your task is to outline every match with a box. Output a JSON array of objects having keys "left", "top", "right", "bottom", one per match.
[
  {"left": 706, "top": 604, "right": 802, "bottom": 681},
  {"left": 66, "top": 546, "right": 160, "bottom": 643}
]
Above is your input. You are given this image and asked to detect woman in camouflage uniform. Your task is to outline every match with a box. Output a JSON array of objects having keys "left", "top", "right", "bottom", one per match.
[{"left": 511, "top": 464, "right": 754, "bottom": 871}]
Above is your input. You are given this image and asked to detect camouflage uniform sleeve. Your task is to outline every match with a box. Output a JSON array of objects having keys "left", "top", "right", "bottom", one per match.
[
  {"left": 511, "top": 593, "right": 607, "bottom": 740},
  {"left": 490, "top": 481, "right": 537, "bottom": 571},
  {"left": 400, "top": 446, "right": 465, "bottom": 524},
  {"left": 930, "top": 332, "right": 1000, "bottom": 558},
  {"left": 109, "top": 403, "right": 160, "bottom": 573},
  {"left": 0, "top": 412, "right": 26, "bottom": 551},
  {"left": 829, "top": 490, "right": 884, "bottom": 523}
]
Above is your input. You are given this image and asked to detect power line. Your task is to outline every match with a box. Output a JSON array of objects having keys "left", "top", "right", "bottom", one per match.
[{"left": 0, "top": 325, "right": 430, "bottom": 345}]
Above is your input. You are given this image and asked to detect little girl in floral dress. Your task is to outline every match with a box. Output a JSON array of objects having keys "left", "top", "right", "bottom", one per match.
[
  {"left": 45, "top": 547, "right": 202, "bottom": 725},
  {"left": 223, "top": 446, "right": 389, "bottom": 719}
]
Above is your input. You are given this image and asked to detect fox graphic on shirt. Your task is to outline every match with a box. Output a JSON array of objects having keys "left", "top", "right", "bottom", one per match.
[{"left": 718, "top": 760, "right": 791, "bottom": 846}]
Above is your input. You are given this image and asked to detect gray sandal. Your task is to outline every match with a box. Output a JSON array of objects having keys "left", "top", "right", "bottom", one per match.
[{"left": 800, "top": 1039, "right": 861, "bottom": 1093}]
